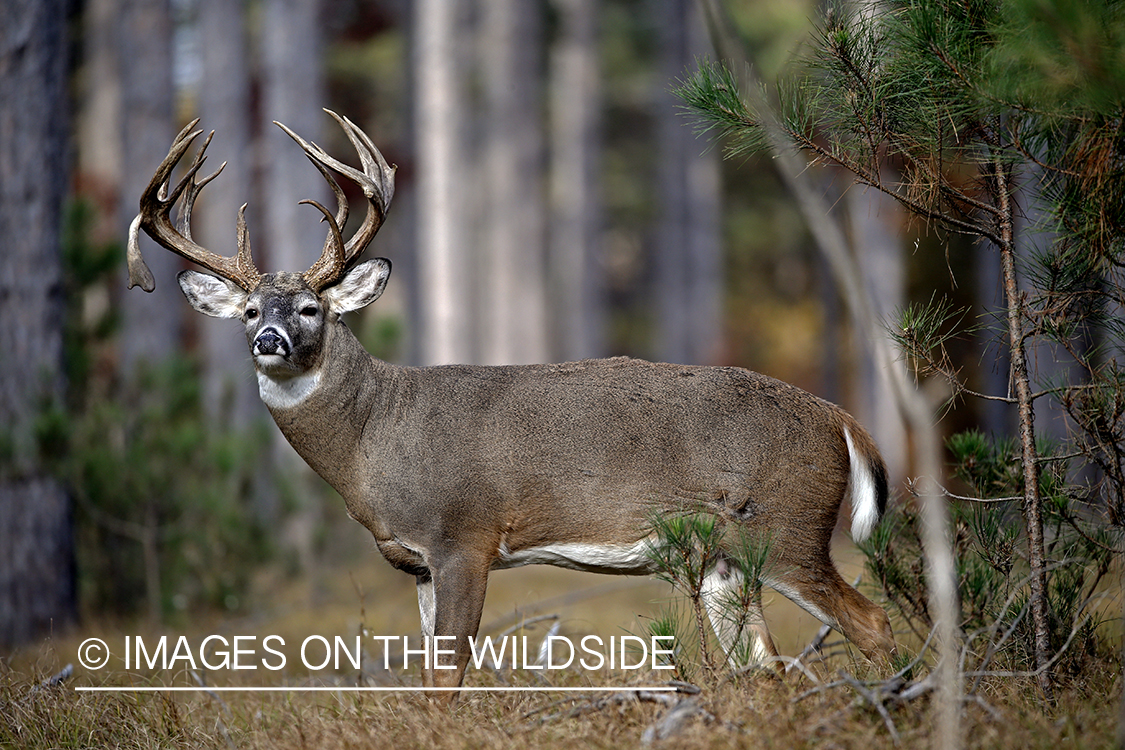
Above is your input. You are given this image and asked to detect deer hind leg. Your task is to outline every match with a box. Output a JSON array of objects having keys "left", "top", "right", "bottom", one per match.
[
  {"left": 702, "top": 557, "right": 779, "bottom": 668},
  {"left": 769, "top": 564, "right": 896, "bottom": 666}
]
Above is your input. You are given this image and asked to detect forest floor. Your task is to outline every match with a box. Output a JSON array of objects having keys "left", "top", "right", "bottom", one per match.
[{"left": 2, "top": 526, "right": 1121, "bottom": 749}]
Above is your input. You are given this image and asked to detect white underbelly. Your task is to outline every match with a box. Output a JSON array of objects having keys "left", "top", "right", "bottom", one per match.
[{"left": 492, "top": 539, "right": 656, "bottom": 575}]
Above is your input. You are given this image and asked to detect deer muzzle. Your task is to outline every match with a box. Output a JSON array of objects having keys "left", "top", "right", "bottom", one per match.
[{"left": 253, "top": 328, "right": 290, "bottom": 358}]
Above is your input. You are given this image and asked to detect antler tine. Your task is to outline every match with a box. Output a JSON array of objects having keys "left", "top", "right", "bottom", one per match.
[
  {"left": 175, "top": 130, "right": 226, "bottom": 242},
  {"left": 235, "top": 204, "right": 259, "bottom": 283},
  {"left": 299, "top": 199, "right": 347, "bottom": 291},
  {"left": 304, "top": 155, "right": 350, "bottom": 243},
  {"left": 326, "top": 110, "right": 396, "bottom": 245},
  {"left": 274, "top": 109, "right": 396, "bottom": 291},
  {"left": 128, "top": 119, "right": 262, "bottom": 293}
]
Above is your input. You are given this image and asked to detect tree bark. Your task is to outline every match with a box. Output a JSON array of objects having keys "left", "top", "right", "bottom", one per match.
[
  {"left": 0, "top": 0, "right": 76, "bottom": 648},
  {"left": 260, "top": 0, "right": 326, "bottom": 275},
  {"left": 75, "top": 0, "right": 122, "bottom": 239}
]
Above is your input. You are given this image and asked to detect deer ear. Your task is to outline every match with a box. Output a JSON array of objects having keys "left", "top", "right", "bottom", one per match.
[
  {"left": 178, "top": 270, "right": 248, "bottom": 319},
  {"left": 324, "top": 258, "right": 391, "bottom": 314}
]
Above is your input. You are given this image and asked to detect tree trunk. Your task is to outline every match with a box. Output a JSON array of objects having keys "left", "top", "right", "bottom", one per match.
[
  {"left": 847, "top": 176, "right": 908, "bottom": 484},
  {"left": 260, "top": 0, "right": 326, "bottom": 274},
  {"left": 480, "top": 0, "right": 548, "bottom": 365},
  {"left": 75, "top": 0, "right": 122, "bottom": 241},
  {"left": 117, "top": 0, "right": 180, "bottom": 368},
  {"left": 196, "top": 0, "right": 258, "bottom": 425},
  {"left": 995, "top": 158, "right": 1052, "bottom": 697},
  {"left": 548, "top": 0, "right": 604, "bottom": 361},
  {"left": 413, "top": 0, "right": 473, "bottom": 365},
  {"left": 0, "top": 0, "right": 76, "bottom": 648},
  {"left": 655, "top": 0, "right": 722, "bottom": 365}
]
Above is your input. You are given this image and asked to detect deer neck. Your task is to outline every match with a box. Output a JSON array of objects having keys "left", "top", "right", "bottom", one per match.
[{"left": 256, "top": 320, "right": 391, "bottom": 495}]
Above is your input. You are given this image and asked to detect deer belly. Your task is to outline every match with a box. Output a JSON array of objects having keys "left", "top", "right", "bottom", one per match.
[{"left": 492, "top": 539, "right": 655, "bottom": 575}]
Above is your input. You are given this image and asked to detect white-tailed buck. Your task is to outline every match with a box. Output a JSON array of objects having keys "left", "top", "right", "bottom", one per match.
[{"left": 128, "top": 111, "right": 895, "bottom": 694}]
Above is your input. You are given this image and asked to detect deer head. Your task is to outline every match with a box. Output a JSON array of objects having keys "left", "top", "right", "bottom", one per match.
[{"left": 126, "top": 110, "right": 396, "bottom": 379}]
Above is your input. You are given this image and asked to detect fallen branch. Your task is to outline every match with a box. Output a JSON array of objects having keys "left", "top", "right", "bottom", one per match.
[
  {"left": 191, "top": 670, "right": 232, "bottom": 717},
  {"left": 640, "top": 697, "right": 717, "bottom": 745},
  {"left": 523, "top": 682, "right": 706, "bottom": 729},
  {"left": 524, "top": 688, "right": 677, "bottom": 723},
  {"left": 191, "top": 670, "right": 235, "bottom": 750},
  {"left": 25, "top": 663, "right": 73, "bottom": 700}
]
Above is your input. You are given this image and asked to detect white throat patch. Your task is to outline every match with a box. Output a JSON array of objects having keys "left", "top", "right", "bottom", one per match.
[{"left": 257, "top": 370, "right": 322, "bottom": 410}]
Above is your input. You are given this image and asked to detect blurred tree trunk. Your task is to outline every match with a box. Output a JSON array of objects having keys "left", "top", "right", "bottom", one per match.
[
  {"left": 0, "top": 0, "right": 76, "bottom": 648},
  {"left": 480, "top": 0, "right": 548, "bottom": 365},
  {"left": 118, "top": 0, "right": 179, "bottom": 367},
  {"left": 654, "top": 0, "right": 722, "bottom": 365},
  {"left": 847, "top": 176, "right": 908, "bottom": 484},
  {"left": 196, "top": 0, "right": 258, "bottom": 425},
  {"left": 75, "top": 0, "right": 122, "bottom": 240},
  {"left": 261, "top": 0, "right": 326, "bottom": 274},
  {"left": 548, "top": 0, "right": 604, "bottom": 361},
  {"left": 413, "top": 0, "right": 473, "bottom": 364}
]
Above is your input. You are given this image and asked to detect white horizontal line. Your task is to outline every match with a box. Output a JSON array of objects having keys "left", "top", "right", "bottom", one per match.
[{"left": 75, "top": 685, "right": 678, "bottom": 693}]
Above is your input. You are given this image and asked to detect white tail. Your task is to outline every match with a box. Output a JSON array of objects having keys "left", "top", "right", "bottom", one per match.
[
  {"left": 129, "top": 111, "right": 896, "bottom": 698},
  {"left": 846, "top": 428, "right": 888, "bottom": 543}
]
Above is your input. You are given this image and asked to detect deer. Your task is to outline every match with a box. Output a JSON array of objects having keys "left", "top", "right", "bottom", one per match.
[{"left": 127, "top": 110, "right": 896, "bottom": 696}]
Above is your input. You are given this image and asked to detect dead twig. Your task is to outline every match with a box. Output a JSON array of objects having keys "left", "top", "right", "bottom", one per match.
[
  {"left": 787, "top": 623, "right": 832, "bottom": 673},
  {"left": 495, "top": 613, "right": 560, "bottom": 641},
  {"left": 792, "top": 677, "right": 850, "bottom": 704},
  {"left": 839, "top": 670, "right": 902, "bottom": 746}
]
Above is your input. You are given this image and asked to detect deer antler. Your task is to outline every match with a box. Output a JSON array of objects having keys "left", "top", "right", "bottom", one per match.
[
  {"left": 274, "top": 109, "right": 396, "bottom": 292},
  {"left": 128, "top": 119, "right": 262, "bottom": 292},
  {"left": 129, "top": 111, "right": 394, "bottom": 294}
]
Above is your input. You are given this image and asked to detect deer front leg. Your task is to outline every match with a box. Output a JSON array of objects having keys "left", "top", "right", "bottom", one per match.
[
  {"left": 419, "top": 552, "right": 491, "bottom": 699},
  {"left": 416, "top": 574, "right": 435, "bottom": 637}
]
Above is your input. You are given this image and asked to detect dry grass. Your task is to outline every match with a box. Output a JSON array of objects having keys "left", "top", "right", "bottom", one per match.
[
  {"left": 2, "top": 538, "right": 1121, "bottom": 749},
  {"left": 3, "top": 656, "right": 1119, "bottom": 749}
]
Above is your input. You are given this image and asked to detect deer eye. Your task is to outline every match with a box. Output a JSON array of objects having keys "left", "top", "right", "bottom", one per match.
[
  {"left": 300, "top": 305, "right": 318, "bottom": 318},
  {"left": 245, "top": 308, "right": 259, "bottom": 320}
]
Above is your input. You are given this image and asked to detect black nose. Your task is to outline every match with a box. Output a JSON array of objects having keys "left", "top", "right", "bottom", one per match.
[{"left": 255, "top": 330, "right": 286, "bottom": 356}]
